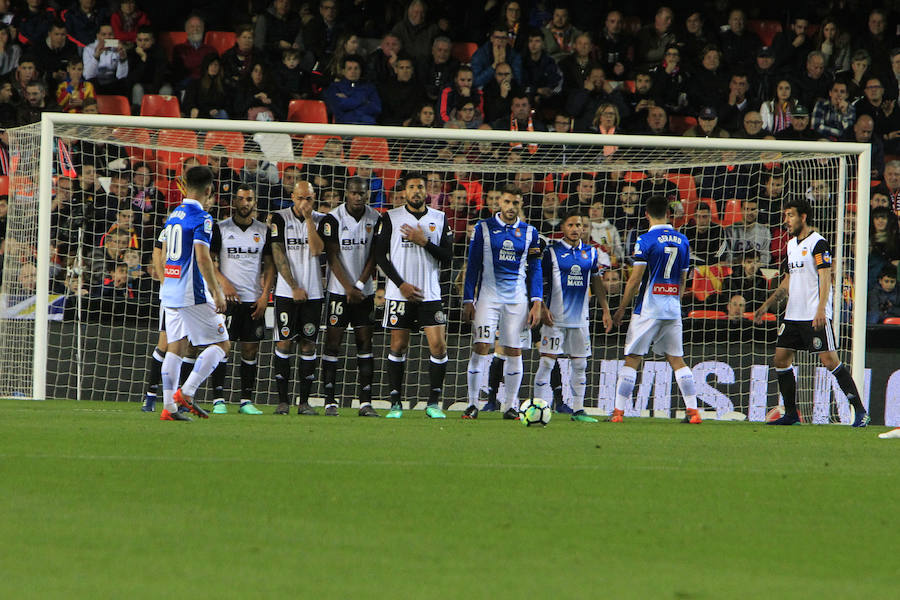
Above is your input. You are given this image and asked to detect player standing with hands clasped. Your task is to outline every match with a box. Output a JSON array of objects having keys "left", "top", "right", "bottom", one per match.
[
  {"left": 534, "top": 210, "right": 612, "bottom": 422},
  {"left": 462, "top": 185, "right": 543, "bottom": 420},
  {"left": 754, "top": 198, "right": 869, "bottom": 427},
  {"left": 611, "top": 196, "right": 701, "bottom": 424},
  {"left": 159, "top": 166, "right": 230, "bottom": 421},
  {"left": 270, "top": 180, "right": 325, "bottom": 415},
  {"left": 318, "top": 177, "right": 381, "bottom": 417},
  {"left": 375, "top": 173, "right": 453, "bottom": 419}
]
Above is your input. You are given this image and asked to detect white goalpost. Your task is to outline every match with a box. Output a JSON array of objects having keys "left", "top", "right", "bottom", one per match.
[{"left": 0, "top": 112, "right": 871, "bottom": 423}]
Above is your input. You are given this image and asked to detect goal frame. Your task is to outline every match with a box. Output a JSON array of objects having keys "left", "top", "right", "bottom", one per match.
[{"left": 31, "top": 112, "right": 872, "bottom": 401}]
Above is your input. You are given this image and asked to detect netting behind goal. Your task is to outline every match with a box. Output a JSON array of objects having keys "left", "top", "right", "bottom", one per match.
[{"left": 0, "top": 117, "right": 869, "bottom": 422}]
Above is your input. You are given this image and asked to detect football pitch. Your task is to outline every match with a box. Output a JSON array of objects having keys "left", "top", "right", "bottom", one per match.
[{"left": 1, "top": 400, "right": 897, "bottom": 599}]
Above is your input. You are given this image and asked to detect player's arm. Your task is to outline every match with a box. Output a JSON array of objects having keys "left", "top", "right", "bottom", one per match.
[
  {"left": 540, "top": 246, "right": 553, "bottom": 326},
  {"left": 755, "top": 272, "right": 790, "bottom": 322},
  {"left": 195, "top": 241, "right": 226, "bottom": 313},
  {"left": 253, "top": 233, "right": 276, "bottom": 319},
  {"left": 374, "top": 214, "right": 423, "bottom": 301},
  {"left": 209, "top": 223, "right": 239, "bottom": 302},
  {"left": 462, "top": 222, "right": 484, "bottom": 322},
  {"left": 591, "top": 273, "right": 612, "bottom": 333},
  {"left": 270, "top": 213, "right": 306, "bottom": 301},
  {"left": 812, "top": 239, "right": 833, "bottom": 329},
  {"left": 319, "top": 214, "right": 363, "bottom": 302},
  {"left": 306, "top": 213, "right": 324, "bottom": 257},
  {"left": 525, "top": 232, "right": 543, "bottom": 328},
  {"left": 613, "top": 262, "right": 646, "bottom": 327}
]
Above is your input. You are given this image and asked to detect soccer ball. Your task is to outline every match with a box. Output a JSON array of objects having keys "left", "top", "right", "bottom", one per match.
[{"left": 519, "top": 398, "right": 552, "bottom": 427}]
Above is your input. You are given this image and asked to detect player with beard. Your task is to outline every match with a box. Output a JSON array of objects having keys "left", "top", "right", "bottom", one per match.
[
  {"left": 754, "top": 198, "right": 869, "bottom": 427},
  {"left": 208, "top": 184, "right": 275, "bottom": 414},
  {"left": 374, "top": 172, "right": 453, "bottom": 418},
  {"left": 318, "top": 177, "right": 381, "bottom": 417}
]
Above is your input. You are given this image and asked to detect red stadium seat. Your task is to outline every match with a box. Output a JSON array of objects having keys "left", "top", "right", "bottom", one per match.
[
  {"left": 720, "top": 199, "right": 743, "bottom": 227},
  {"left": 668, "top": 115, "right": 697, "bottom": 135},
  {"left": 157, "top": 31, "right": 187, "bottom": 63},
  {"left": 747, "top": 19, "right": 782, "bottom": 47},
  {"left": 622, "top": 80, "right": 636, "bottom": 93},
  {"left": 140, "top": 94, "right": 181, "bottom": 118},
  {"left": 204, "top": 30, "right": 235, "bottom": 56},
  {"left": 203, "top": 130, "right": 246, "bottom": 170},
  {"left": 744, "top": 311, "right": 776, "bottom": 321},
  {"left": 451, "top": 42, "right": 478, "bottom": 64},
  {"left": 687, "top": 310, "right": 727, "bottom": 319},
  {"left": 95, "top": 94, "right": 131, "bottom": 116},
  {"left": 287, "top": 99, "right": 328, "bottom": 124},
  {"left": 300, "top": 134, "right": 343, "bottom": 160},
  {"left": 0, "top": 175, "right": 8, "bottom": 196},
  {"left": 156, "top": 129, "right": 199, "bottom": 175},
  {"left": 112, "top": 127, "right": 154, "bottom": 165},
  {"left": 349, "top": 136, "right": 389, "bottom": 167},
  {"left": 884, "top": 317, "right": 900, "bottom": 325}
]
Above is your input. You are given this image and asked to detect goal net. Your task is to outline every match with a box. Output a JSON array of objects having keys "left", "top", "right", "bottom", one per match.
[{"left": 0, "top": 115, "right": 871, "bottom": 423}]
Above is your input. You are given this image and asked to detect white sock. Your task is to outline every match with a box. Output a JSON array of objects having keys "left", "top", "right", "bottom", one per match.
[
  {"left": 466, "top": 352, "right": 490, "bottom": 407},
  {"left": 503, "top": 354, "right": 524, "bottom": 411},
  {"left": 674, "top": 366, "right": 698, "bottom": 410},
  {"left": 570, "top": 357, "right": 588, "bottom": 412},
  {"left": 182, "top": 345, "right": 227, "bottom": 398},
  {"left": 161, "top": 352, "right": 182, "bottom": 413},
  {"left": 533, "top": 356, "right": 555, "bottom": 403},
  {"left": 615, "top": 365, "right": 637, "bottom": 412}
]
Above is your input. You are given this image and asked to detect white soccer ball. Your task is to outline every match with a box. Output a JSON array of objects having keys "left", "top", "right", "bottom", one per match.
[{"left": 519, "top": 398, "right": 552, "bottom": 427}]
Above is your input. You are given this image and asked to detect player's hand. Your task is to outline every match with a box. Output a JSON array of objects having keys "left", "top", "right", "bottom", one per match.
[
  {"left": 213, "top": 291, "right": 227, "bottom": 314},
  {"left": 813, "top": 308, "right": 826, "bottom": 330},
  {"left": 299, "top": 198, "right": 314, "bottom": 219},
  {"left": 612, "top": 306, "right": 625, "bottom": 327},
  {"left": 753, "top": 305, "right": 768, "bottom": 324},
  {"left": 463, "top": 302, "right": 475, "bottom": 323},
  {"left": 540, "top": 305, "right": 554, "bottom": 326},
  {"left": 222, "top": 279, "right": 239, "bottom": 303},
  {"left": 292, "top": 286, "right": 308, "bottom": 302},
  {"left": 251, "top": 294, "right": 268, "bottom": 320},
  {"left": 528, "top": 302, "right": 542, "bottom": 328},
  {"left": 602, "top": 307, "right": 613, "bottom": 333},
  {"left": 399, "top": 282, "right": 424, "bottom": 302},
  {"left": 346, "top": 287, "right": 364, "bottom": 304},
  {"left": 400, "top": 224, "right": 427, "bottom": 246}
]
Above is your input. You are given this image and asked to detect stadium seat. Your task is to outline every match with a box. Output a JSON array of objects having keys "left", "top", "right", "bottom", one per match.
[
  {"left": 0, "top": 175, "right": 8, "bottom": 196},
  {"left": 156, "top": 129, "right": 199, "bottom": 175},
  {"left": 687, "top": 310, "right": 727, "bottom": 320},
  {"left": 287, "top": 99, "right": 328, "bottom": 124},
  {"left": 622, "top": 80, "right": 636, "bottom": 93},
  {"left": 624, "top": 171, "right": 646, "bottom": 183},
  {"left": 451, "top": 42, "right": 478, "bottom": 64},
  {"left": 203, "top": 130, "right": 246, "bottom": 170},
  {"left": 747, "top": 19, "right": 782, "bottom": 46},
  {"left": 744, "top": 311, "right": 775, "bottom": 321},
  {"left": 668, "top": 115, "right": 697, "bottom": 135},
  {"left": 349, "top": 136, "right": 389, "bottom": 167},
  {"left": 204, "top": 30, "right": 236, "bottom": 56},
  {"left": 95, "top": 94, "right": 131, "bottom": 116},
  {"left": 112, "top": 127, "right": 154, "bottom": 165},
  {"left": 300, "top": 134, "right": 343, "bottom": 160},
  {"left": 157, "top": 31, "right": 187, "bottom": 63},
  {"left": 140, "top": 94, "right": 181, "bottom": 118},
  {"left": 884, "top": 317, "right": 900, "bottom": 325},
  {"left": 720, "top": 199, "right": 743, "bottom": 227}
]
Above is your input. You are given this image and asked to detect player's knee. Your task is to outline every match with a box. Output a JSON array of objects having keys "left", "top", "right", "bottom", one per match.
[
  {"left": 504, "top": 347, "right": 521, "bottom": 357},
  {"left": 473, "top": 342, "right": 490, "bottom": 354},
  {"left": 240, "top": 343, "right": 259, "bottom": 361},
  {"left": 219, "top": 340, "right": 232, "bottom": 354}
]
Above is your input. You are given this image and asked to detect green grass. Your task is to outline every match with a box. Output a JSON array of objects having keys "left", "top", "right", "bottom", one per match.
[{"left": 1, "top": 400, "right": 898, "bottom": 599}]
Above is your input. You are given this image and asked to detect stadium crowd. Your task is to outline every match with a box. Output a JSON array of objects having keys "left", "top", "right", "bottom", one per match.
[{"left": 0, "top": 1, "right": 898, "bottom": 328}]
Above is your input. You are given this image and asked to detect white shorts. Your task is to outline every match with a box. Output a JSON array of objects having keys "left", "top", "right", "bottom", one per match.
[
  {"left": 623, "top": 312, "right": 683, "bottom": 357},
  {"left": 163, "top": 304, "right": 229, "bottom": 346},
  {"left": 472, "top": 300, "right": 529, "bottom": 349},
  {"left": 539, "top": 324, "right": 591, "bottom": 357}
]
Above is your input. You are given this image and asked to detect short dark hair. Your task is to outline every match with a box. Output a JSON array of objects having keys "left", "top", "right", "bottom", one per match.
[
  {"left": 646, "top": 195, "right": 668, "bottom": 219},
  {"left": 346, "top": 176, "right": 368, "bottom": 191},
  {"left": 500, "top": 184, "right": 523, "bottom": 197},
  {"left": 136, "top": 25, "right": 154, "bottom": 36},
  {"left": 235, "top": 183, "right": 255, "bottom": 195},
  {"left": 183, "top": 165, "right": 214, "bottom": 193},
  {"left": 341, "top": 54, "right": 364, "bottom": 70},
  {"left": 559, "top": 209, "right": 585, "bottom": 226},
  {"left": 784, "top": 197, "right": 812, "bottom": 225},
  {"left": 402, "top": 171, "right": 426, "bottom": 186},
  {"left": 880, "top": 265, "right": 897, "bottom": 280}
]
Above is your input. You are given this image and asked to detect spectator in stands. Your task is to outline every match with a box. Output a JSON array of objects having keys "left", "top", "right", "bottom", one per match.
[
  {"left": 234, "top": 62, "right": 285, "bottom": 121},
  {"left": 749, "top": 46, "right": 778, "bottom": 108},
  {"left": 254, "top": 0, "right": 303, "bottom": 65},
  {"left": 276, "top": 48, "right": 313, "bottom": 101},
  {"left": 591, "top": 103, "right": 619, "bottom": 155},
  {"left": 596, "top": 9, "right": 632, "bottom": 81},
  {"left": 812, "top": 79, "right": 855, "bottom": 140},
  {"left": 300, "top": 137, "right": 346, "bottom": 198},
  {"left": 451, "top": 154, "right": 483, "bottom": 209},
  {"left": 620, "top": 71, "right": 657, "bottom": 131},
  {"left": 417, "top": 36, "right": 457, "bottom": 103},
  {"left": 14, "top": 0, "right": 56, "bottom": 47},
  {"left": 840, "top": 114, "right": 884, "bottom": 179},
  {"left": 870, "top": 185, "right": 891, "bottom": 211},
  {"left": 679, "top": 11, "right": 711, "bottom": 70},
  {"left": 717, "top": 72, "right": 751, "bottom": 133},
  {"left": 29, "top": 21, "right": 76, "bottom": 88},
  {"left": 110, "top": 0, "right": 149, "bottom": 46},
  {"left": 472, "top": 23, "right": 523, "bottom": 90},
  {"left": 869, "top": 205, "right": 900, "bottom": 284},
  {"left": 726, "top": 199, "right": 771, "bottom": 265},
  {"left": 682, "top": 202, "right": 728, "bottom": 266},
  {"left": 537, "top": 191, "right": 562, "bottom": 236},
  {"left": 734, "top": 111, "right": 766, "bottom": 139},
  {"left": 498, "top": 0, "right": 526, "bottom": 53},
  {"left": 558, "top": 32, "right": 594, "bottom": 94},
  {"left": 378, "top": 55, "right": 426, "bottom": 126},
  {"left": 638, "top": 105, "right": 670, "bottom": 135},
  {"left": 11, "top": 57, "right": 39, "bottom": 102},
  {"left": 83, "top": 23, "right": 129, "bottom": 96},
  {"left": 324, "top": 32, "right": 360, "bottom": 84},
  {"left": 541, "top": 5, "right": 581, "bottom": 62},
  {"left": 424, "top": 171, "right": 445, "bottom": 209},
  {"left": 366, "top": 33, "right": 403, "bottom": 86},
  {"left": 17, "top": 80, "right": 57, "bottom": 124},
  {"left": 56, "top": 57, "right": 94, "bottom": 113},
  {"left": 0, "top": 25, "right": 21, "bottom": 77},
  {"left": 884, "top": 161, "right": 900, "bottom": 214},
  {"left": 634, "top": 5, "right": 676, "bottom": 72},
  {"left": 753, "top": 169, "right": 786, "bottom": 223},
  {"left": 390, "top": 0, "right": 439, "bottom": 63},
  {"left": 683, "top": 106, "right": 729, "bottom": 138},
  {"left": 407, "top": 101, "right": 439, "bottom": 127},
  {"left": 720, "top": 250, "right": 769, "bottom": 311},
  {"left": 323, "top": 54, "right": 380, "bottom": 125},
  {"left": 127, "top": 27, "right": 171, "bottom": 112},
  {"left": 812, "top": 18, "right": 850, "bottom": 76},
  {"left": 171, "top": 14, "right": 217, "bottom": 89},
  {"left": 564, "top": 174, "right": 596, "bottom": 212},
  {"left": 566, "top": 65, "right": 627, "bottom": 132},
  {"left": 847, "top": 49, "right": 874, "bottom": 102},
  {"left": 771, "top": 15, "right": 813, "bottom": 75},
  {"left": 521, "top": 30, "right": 561, "bottom": 106},
  {"left": 775, "top": 103, "right": 816, "bottom": 140},
  {"left": 87, "top": 227, "right": 130, "bottom": 285},
  {"left": 588, "top": 200, "right": 623, "bottom": 266},
  {"left": 268, "top": 164, "right": 301, "bottom": 212},
  {"left": 854, "top": 76, "right": 900, "bottom": 154},
  {"left": 222, "top": 24, "right": 260, "bottom": 91},
  {"left": 129, "top": 162, "right": 163, "bottom": 228},
  {"left": 887, "top": 49, "right": 900, "bottom": 101},
  {"left": 795, "top": 51, "right": 832, "bottom": 110},
  {"left": 482, "top": 61, "right": 520, "bottom": 123},
  {"left": 853, "top": 8, "right": 894, "bottom": 79},
  {"left": 867, "top": 265, "right": 900, "bottom": 324},
  {"left": 688, "top": 44, "right": 728, "bottom": 111},
  {"left": 718, "top": 8, "right": 760, "bottom": 72},
  {"left": 490, "top": 91, "right": 545, "bottom": 139},
  {"left": 760, "top": 79, "right": 798, "bottom": 134},
  {"left": 183, "top": 54, "right": 229, "bottom": 119},
  {"left": 63, "top": 0, "right": 110, "bottom": 48},
  {"left": 303, "top": 0, "right": 345, "bottom": 65},
  {"left": 649, "top": 44, "right": 688, "bottom": 116},
  {"left": 445, "top": 183, "right": 469, "bottom": 247}
]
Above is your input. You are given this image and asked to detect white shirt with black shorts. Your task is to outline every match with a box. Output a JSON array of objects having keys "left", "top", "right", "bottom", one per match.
[
  {"left": 211, "top": 217, "right": 271, "bottom": 341},
  {"left": 776, "top": 231, "right": 837, "bottom": 353},
  {"left": 270, "top": 206, "right": 325, "bottom": 341}
]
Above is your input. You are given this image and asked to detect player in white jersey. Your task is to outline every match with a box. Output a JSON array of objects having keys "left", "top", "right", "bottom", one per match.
[
  {"left": 611, "top": 195, "right": 701, "bottom": 424},
  {"left": 158, "top": 166, "right": 230, "bottom": 421},
  {"left": 374, "top": 172, "right": 453, "bottom": 419},
  {"left": 534, "top": 210, "right": 612, "bottom": 422},
  {"left": 270, "top": 180, "right": 325, "bottom": 415},
  {"left": 318, "top": 177, "right": 381, "bottom": 417},
  {"left": 754, "top": 198, "right": 869, "bottom": 427},
  {"left": 462, "top": 185, "right": 543, "bottom": 420},
  {"left": 208, "top": 184, "right": 275, "bottom": 415}
]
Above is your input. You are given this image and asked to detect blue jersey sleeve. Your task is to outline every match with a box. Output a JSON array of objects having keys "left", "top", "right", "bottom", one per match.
[
  {"left": 526, "top": 227, "right": 543, "bottom": 302},
  {"left": 632, "top": 236, "right": 647, "bottom": 263},
  {"left": 463, "top": 221, "right": 485, "bottom": 303},
  {"left": 194, "top": 213, "right": 213, "bottom": 247}
]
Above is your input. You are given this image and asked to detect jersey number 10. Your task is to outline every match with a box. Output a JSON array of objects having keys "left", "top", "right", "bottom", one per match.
[{"left": 164, "top": 224, "right": 183, "bottom": 261}]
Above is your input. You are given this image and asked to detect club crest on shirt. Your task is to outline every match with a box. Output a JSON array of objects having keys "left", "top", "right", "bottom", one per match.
[
  {"left": 429, "top": 222, "right": 436, "bottom": 232},
  {"left": 329, "top": 314, "right": 338, "bottom": 326},
  {"left": 581, "top": 250, "right": 587, "bottom": 258},
  {"left": 280, "top": 326, "right": 290, "bottom": 337},
  {"left": 515, "top": 228, "right": 521, "bottom": 237},
  {"left": 365, "top": 223, "right": 373, "bottom": 233},
  {"left": 389, "top": 314, "right": 398, "bottom": 325},
  {"left": 323, "top": 222, "right": 332, "bottom": 237},
  {"left": 802, "top": 249, "right": 808, "bottom": 256},
  {"left": 253, "top": 233, "right": 261, "bottom": 243}
]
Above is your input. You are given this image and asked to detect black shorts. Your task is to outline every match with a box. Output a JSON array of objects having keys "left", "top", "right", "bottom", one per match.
[
  {"left": 274, "top": 297, "right": 323, "bottom": 342},
  {"left": 382, "top": 299, "right": 447, "bottom": 331},
  {"left": 225, "top": 302, "right": 265, "bottom": 342},
  {"left": 776, "top": 319, "right": 838, "bottom": 353},
  {"left": 326, "top": 292, "right": 374, "bottom": 328}
]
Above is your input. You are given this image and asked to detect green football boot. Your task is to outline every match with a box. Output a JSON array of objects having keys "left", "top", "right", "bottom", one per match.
[
  {"left": 238, "top": 403, "right": 263, "bottom": 415},
  {"left": 425, "top": 404, "right": 446, "bottom": 419},
  {"left": 212, "top": 401, "right": 228, "bottom": 415},
  {"left": 385, "top": 404, "right": 403, "bottom": 419},
  {"left": 571, "top": 410, "right": 598, "bottom": 423}
]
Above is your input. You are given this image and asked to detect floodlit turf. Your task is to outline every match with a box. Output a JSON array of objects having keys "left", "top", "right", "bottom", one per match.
[{"left": 1, "top": 401, "right": 898, "bottom": 599}]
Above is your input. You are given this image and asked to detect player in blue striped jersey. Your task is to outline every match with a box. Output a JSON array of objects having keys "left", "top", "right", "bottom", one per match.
[
  {"left": 462, "top": 185, "right": 543, "bottom": 420},
  {"left": 158, "top": 166, "right": 231, "bottom": 421},
  {"left": 611, "top": 195, "right": 701, "bottom": 424},
  {"left": 534, "top": 211, "right": 612, "bottom": 422}
]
